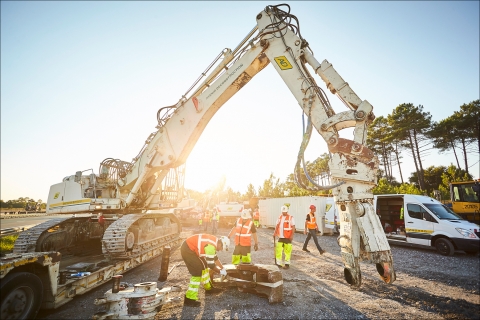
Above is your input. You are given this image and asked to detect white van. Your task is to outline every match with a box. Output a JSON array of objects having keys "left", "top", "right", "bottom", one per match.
[
  {"left": 374, "top": 194, "right": 480, "bottom": 256},
  {"left": 323, "top": 197, "right": 339, "bottom": 235}
]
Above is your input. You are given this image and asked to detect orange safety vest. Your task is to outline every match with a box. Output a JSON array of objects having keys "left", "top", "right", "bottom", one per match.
[
  {"left": 185, "top": 234, "right": 218, "bottom": 257},
  {"left": 275, "top": 214, "right": 293, "bottom": 239},
  {"left": 306, "top": 213, "right": 317, "bottom": 229},
  {"left": 234, "top": 218, "right": 253, "bottom": 246},
  {"left": 253, "top": 211, "right": 260, "bottom": 221},
  {"left": 204, "top": 212, "right": 211, "bottom": 222}
]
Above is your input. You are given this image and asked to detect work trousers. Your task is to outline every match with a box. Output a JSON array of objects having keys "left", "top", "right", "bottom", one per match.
[
  {"left": 211, "top": 220, "right": 218, "bottom": 234},
  {"left": 232, "top": 245, "right": 251, "bottom": 265},
  {"left": 275, "top": 239, "right": 292, "bottom": 266},
  {"left": 181, "top": 241, "right": 212, "bottom": 300},
  {"left": 303, "top": 229, "right": 323, "bottom": 252}
]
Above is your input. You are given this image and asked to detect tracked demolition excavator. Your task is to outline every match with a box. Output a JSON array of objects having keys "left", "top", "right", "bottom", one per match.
[{"left": 2, "top": 4, "right": 395, "bottom": 319}]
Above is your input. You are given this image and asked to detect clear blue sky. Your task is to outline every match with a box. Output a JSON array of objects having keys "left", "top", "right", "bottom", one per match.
[{"left": 1, "top": 1, "right": 479, "bottom": 201}]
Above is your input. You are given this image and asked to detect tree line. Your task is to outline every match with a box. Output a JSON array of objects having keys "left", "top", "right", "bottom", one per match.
[
  {"left": 4, "top": 100, "right": 478, "bottom": 207},
  {"left": 188, "top": 99, "right": 479, "bottom": 203},
  {"left": 0, "top": 197, "right": 46, "bottom": 210}
]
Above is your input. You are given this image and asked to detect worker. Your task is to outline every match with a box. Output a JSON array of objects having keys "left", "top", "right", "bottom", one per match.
[
  {"left": 211, "top": 208, "right": 220, "bottom": 234},
  {"left": 98, "top": 212, "right": 105, "bottom": 226},
  {"left": 302, "top": 205, "right": 326, "bottom": 255},
  {"left": 227, "top": 210, "right": 259, "bottom": 265},
  {"left": 273, "top": 205, "right": 295, "bottom": 269},
  {"left": 181, "top": 234, "right": 229, "bottom": 307},
  {"left": 197, "top": 212, "right": 203, "bottom": 231},
  {"left": 203, "top": 210, "right": 211, "bottom": 232},
  {"left": 253, "top": 208, "right": 260, "bottom": 228}
]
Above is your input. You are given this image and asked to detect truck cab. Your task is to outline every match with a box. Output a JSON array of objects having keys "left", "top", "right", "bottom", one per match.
[{"left": 375, "top": 194, "right": 480, "bottom": 256}]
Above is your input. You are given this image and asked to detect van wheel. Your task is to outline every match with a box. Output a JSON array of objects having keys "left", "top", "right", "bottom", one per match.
[{"left": 435, "top": 238, "right": 454, "bottom": 256}]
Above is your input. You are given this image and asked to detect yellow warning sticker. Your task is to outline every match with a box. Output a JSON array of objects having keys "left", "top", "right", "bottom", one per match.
[
  {"left": 274, "top": 56, "right": 293, "bottom": 70},
  {"left": 405, "top": 228, "right": 433, "bottom": 234},
  {"left": 54, "top": 192, "right": 60, "bottom": 199},
  {"left": 325, "top": 204, "right": 333, "bottom": 212}
]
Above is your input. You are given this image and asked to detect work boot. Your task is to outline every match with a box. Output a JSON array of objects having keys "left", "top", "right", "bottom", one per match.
[
  {"left": 275, "top": 263, "right": 283, "bottom": 269},
  {"left": 302, "top": 248, "right": 311, "bottom": 253},
  {"left": 283, "top": 264, "right": 290, "bottom": 269},
  {"left": 184, "top": 296, "right": 201, "bottom": 307},
  {"left": 205, "top": 287, "right": 224, "bottom": 295},
  {"left": 319, "top": 249, "right": 326, "bottom": 255}
]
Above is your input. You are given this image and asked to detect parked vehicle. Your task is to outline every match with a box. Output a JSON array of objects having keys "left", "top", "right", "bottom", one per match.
[
  {"left": 215, "top": 202, "right": 244, "bottom": 227},
  {"left": 258, "top": 196, "right": 337, "bottom": 234},
  {"left": 374, "top": 194, "right": 480, "bottom": 256}
]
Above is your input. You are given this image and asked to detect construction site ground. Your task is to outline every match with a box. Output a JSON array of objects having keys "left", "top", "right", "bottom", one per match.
[{"left": 37, "top": 225, "right": 480, "bottom": 320}]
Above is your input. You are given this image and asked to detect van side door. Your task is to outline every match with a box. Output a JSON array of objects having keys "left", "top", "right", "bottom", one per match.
[{"left": 405, "top": 203, "right": 436, "bottom": 246}]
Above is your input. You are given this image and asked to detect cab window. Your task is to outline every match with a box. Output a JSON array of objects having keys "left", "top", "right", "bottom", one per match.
[
  {"left": 407, "top": 204, "right": 422, "bottom": 220},
  {"left": 407, "top": 204, "right": 437, "bottom": 222}
]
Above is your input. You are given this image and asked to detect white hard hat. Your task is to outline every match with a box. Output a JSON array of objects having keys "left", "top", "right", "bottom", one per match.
[
  {"left": 281, "top": 205, "right": 289, "bottom": 213},
  {"left": 241, "top": 210, "right": 250, "bottom": 220},
  {"left": 220, "top": 236, "right": 230, "bottom": 251}
]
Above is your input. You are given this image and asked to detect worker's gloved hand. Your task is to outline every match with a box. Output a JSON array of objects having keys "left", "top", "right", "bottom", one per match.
[
  {"left": 254, "top": 244, "right": 259, "bottom": 251},
  {"left": 219, "top": 268, "right": 227, "bottom": 277}
]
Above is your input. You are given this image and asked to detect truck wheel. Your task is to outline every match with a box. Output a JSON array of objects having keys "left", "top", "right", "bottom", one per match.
[
  {"left": 0, "top": 272, "right": 43, "bottom": 319},
  {"left": 435, "top": 238, "right": 455, "bottom": 256}
]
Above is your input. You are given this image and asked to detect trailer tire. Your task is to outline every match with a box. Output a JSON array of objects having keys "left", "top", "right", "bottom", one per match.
[
  {"left": 435, "top": 238, "right": 454, "bottom": 256},
  {"left": 0, "top": 272, "right": 43, "bottom": 320}
]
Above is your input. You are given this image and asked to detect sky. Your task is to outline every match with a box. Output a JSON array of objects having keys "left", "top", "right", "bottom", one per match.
[{"left": 1, "top": 1, "right": 479, "bottom": 202}]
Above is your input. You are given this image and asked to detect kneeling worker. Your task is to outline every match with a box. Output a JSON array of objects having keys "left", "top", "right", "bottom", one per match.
[
  {"left": 228, "top": 210, "right": 259, "bottom": 265},
  {"left": 181, "top": 234, "right": 229, "bottom": 307}
]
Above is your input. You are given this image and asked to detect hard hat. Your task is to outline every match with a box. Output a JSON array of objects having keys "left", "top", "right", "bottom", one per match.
[
  {"left": 220, "top": 236, "right": 230, "bottom": 251},
  {"left": 309, "top": 204, "right": 316, "bottom": 210},
  {"left": 281, "top": 205, "right": 289, "bottom": 213},
  {"left": 241, "top": 210, "right": 250, "bottom": 219}
]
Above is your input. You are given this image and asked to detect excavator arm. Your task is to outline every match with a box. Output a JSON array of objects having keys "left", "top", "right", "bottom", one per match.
[{"left": 47, "top": 4, "right": 395, "bottom": 287}]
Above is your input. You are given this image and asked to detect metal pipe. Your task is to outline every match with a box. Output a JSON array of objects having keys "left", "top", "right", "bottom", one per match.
[
  {"left": 232, "top": 26, "right": 258, "bottom": 56},
  {"left": 158, "top": 246, "right": 171, "bottom": 282}
]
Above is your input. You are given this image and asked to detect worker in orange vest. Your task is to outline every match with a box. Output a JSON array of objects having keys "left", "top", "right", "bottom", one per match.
[
  {"left": 181, "top": 234, "right": 229, "bottom": 307},
  {"left": 274, "top": 205, "right": 296, "bottom": 269},
  {"left": 227, "top": 210, "right": 259, "bottom": 264},
  {"left": 253, "top": 208, "right": 260, "bottom": 228},
  {"left": 302, "top": 204, "right": 326, "bottom": 255}
]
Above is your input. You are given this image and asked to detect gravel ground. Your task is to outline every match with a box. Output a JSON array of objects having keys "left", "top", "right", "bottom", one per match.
[{"left": 37, "top": 226, "right": 480, "bottom": 320}]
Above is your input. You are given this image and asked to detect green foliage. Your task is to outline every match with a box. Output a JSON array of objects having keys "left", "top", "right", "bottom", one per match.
[
  {"left": 372, "top": 178, "right": 396, "bottom": 194},
  {"left": 258, "top": 173, "right": 284, "bottom": 198},
  {"left": 0, "top": 235, "right": 19, "bottom": 254},
  {"left": 0, "top": 198, "right": 45, "bottom": 209}
]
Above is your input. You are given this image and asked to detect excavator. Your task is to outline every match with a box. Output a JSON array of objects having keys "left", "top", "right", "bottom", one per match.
[{"left": 3, "top": 4, "right": 396, "bottom": 319}]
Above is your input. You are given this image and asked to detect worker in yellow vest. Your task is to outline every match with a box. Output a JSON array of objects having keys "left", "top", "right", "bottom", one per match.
[
  {"left": 274, "top": 205, "right": 295, "bottom": 269},
  {"left": 227, "top": 210, "right": 259, "bottom": 264},
  {"left": 211, "top": 208, "right": 220, "bottom": 234},
  {"left": 302, "top": 205, "right": 326, "bottom": 255}
]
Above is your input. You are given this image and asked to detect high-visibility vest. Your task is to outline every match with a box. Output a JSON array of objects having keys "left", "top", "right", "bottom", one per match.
[
  {"left": 186, "top": 234, "right": 218, "bottom": 258},
  {"left": 253, "top": 211, "right": 260, "bottom": 221},
  {"left": 306, "top": 213, "right": 317, "bottom": 229},
  {"left": 234, "top": 218, "right": 253, "bottom": 246},
  {"left": 275, "top": 214, "right": 293, "bottom": 239},
  {"left": 204, "top": 212, "right": 211, "bottom": 222}
]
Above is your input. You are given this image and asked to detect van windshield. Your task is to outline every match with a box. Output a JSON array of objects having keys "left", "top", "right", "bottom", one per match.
[{"left": 423, "top": 203, "right": 463, "bottom": 220}]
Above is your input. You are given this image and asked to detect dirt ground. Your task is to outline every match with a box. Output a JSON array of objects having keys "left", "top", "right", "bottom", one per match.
[{"left": 37, "top": 225, "right": 480, "bottom": 320}]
